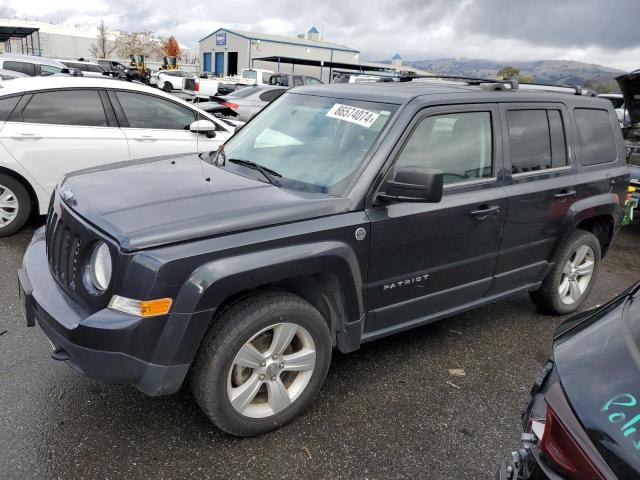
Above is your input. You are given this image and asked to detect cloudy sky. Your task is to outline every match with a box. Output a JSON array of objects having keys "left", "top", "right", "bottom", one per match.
[{"left": 3, "top": 0, "right": 640, "bottom": 71}]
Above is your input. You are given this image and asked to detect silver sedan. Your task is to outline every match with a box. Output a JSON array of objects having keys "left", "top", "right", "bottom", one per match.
[{"left": 217, "top": 85, "right": 287, "bottom": 122}]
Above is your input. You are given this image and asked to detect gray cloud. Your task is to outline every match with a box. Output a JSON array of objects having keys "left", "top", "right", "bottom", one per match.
[{"left": 5, "top": 0, "right": 640, "bottom": 70}]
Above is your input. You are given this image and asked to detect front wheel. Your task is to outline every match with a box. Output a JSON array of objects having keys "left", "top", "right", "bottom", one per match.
[
  {"left": 162, "top": 81, "right": 172, "bottom": 92},
  {"left": 191, "top": 291, "right": 331, "bottom": 436},
  {"left": 530, "top": 230, "right": 601, "bottom": 314}
]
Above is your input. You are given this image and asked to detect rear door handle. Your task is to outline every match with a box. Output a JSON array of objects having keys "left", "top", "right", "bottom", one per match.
[
  {"left": 470, "top": 205, "right": 501, "bottom": 219},
  {"left": 554, "top": 190, "right": 576, "bottom": 200},
  {"left": 133, "top": 135, "right": 157, "bottom": 141},
  {"left": 11, "top": 132, "right": 42, "bottom": 140}
]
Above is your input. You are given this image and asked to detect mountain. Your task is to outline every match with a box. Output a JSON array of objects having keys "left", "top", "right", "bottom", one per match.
[{"left": 378, "top": 58, "right": 627, "bottom": 91}]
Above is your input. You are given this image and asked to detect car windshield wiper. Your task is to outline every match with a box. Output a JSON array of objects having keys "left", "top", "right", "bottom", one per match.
[{"left": 227, "top": 159, "right": 282, "bottom": 187}]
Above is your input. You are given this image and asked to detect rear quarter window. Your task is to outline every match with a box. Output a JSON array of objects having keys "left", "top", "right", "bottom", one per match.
[{"left": 575, "top": 108, "right": 617, "bottom": 166}]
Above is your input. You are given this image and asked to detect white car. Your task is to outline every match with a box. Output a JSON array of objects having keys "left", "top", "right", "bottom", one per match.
[
  {"left": 57, "top": 59, "right": 111, "bottom": 78},
  {"left": 150, "top": 70, "right": 196, "bottom": 92},
  {"left": 0, "top": 76, "right": 237, "bottom": 236}
]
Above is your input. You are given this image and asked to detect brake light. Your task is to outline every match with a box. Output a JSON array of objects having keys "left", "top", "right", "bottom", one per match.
[
  {"left": 195, "top": 80, "right": 199, "bottom": 92},
  {"left": 540, "top": 405, "right": 603, "bottom": 479},
  {"left": 223, "top": 102, "right": 239, "bottom": 109}
]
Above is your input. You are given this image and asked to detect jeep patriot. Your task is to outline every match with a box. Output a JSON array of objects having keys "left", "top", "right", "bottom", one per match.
[{"left": 19, "top": 80, "right": 629, "bottom": 436}]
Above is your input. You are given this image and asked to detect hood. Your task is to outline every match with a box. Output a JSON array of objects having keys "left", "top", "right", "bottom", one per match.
[
  {"left": 553, "top": 282, "right": 640, "bottom": 479},
  {"left": 59, "top": 154, "right": 349, "bottom": 251},
  {"left": 616, "top": 72, "right": 640, "bottom": 132}
]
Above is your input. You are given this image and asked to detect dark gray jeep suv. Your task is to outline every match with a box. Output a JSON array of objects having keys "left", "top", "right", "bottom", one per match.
[{"left": 18, "top": 79, "right": 629, "bottom": 436}]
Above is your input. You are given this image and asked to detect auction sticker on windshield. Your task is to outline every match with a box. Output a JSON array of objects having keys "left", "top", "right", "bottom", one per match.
[{"left": 326, "top": 104, "right": 380, "bottom": 128}]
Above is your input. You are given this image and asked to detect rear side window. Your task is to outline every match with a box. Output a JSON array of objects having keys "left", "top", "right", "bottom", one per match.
[
  {"left": 259, "top": 89, "right": 286, "bottom": 103},
  {"left": 3, "top": 61, "right": 36, "bottom": 76},
  {"left": 395, "top": 111, "right": 493, "bottom": 185},
  {"left": 115, "top": 91, "right": 196, "bottom": 129},
  {"left": 507, "top": 109, "right": 568, "bottom": 174},
  {"left": 21, "top": 90, "right": 107, "bottom": 126},
  {"left": 575, "top": 109, "right": 617, "bottom": 165},
  {"left": 0, "top": 96, "right": 20, "bottom": 121},
  {"left": 40, "top": 65, "right": 62, "bottom": 76}
]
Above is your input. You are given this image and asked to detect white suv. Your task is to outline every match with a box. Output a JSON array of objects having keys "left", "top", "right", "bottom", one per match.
[
  {"left": 0, "top": 76, "right": 237, "bottom": 236},
  {"left": 150, "top": 70, "right": 196, "bottom": 92}
]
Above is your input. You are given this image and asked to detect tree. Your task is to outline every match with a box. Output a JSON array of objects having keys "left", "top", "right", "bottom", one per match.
[
  {"left": 114, "top": 31, "right": 161, "bottom": 59},
  {"left": 518, "top": 75, "right": 534, "bottom": 84},
  {"left": 89, "top": 20, "right": 115, "bottom": 59},
  {"left": 497, "top": 66, "right": 520, "bottom": 79},
  {"left": 161, "top": 36, "right": 181, "bottom": 59}
]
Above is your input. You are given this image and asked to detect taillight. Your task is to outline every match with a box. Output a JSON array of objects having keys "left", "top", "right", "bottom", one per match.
[
  {"left": 223, "top": 102, "right": 239, "bottom": 109},
  {"left": 195, "top": 80, "right": 199, "bottom": 92},
  {"left": 540, "top": 405, "right": 603, "bottom": 479}
]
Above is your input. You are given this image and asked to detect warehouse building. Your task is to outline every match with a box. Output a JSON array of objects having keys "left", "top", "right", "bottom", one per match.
[{"left": 199, "top": 27, "right": 363, "bottom": 82}]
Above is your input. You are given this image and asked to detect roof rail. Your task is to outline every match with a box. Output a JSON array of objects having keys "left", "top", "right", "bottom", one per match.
[{"left": 406, "top": 74, "right": 587, "bottom": 95}]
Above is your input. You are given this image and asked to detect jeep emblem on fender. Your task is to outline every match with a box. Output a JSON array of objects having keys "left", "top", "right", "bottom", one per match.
[
  {"left": 355, "top": 227, "right": 366, "bottom": 241},
  {"left": 61, "top": 189, "right": 75, "bottom": 205}
]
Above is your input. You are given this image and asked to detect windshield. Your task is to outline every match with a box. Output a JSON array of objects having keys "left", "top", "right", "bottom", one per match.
[{"left": 220, "top": 93, "right": 398, "bottom": 194}]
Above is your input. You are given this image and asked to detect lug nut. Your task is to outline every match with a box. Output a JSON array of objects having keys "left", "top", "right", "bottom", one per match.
[
  {"left": 259, "top": 374, "right": 265, "bottom": 380},
  {"left": 260, "top": 361, "right": 266, "bottom": 367},
  {"left": 279, "top": 363, "right": 284, "bottom": 368},
  {"left": 272, "top": 354, "right": 278, "bottom": 360},
  {"left": 271, "top": 376, "right": 276, "bottom": 381}
]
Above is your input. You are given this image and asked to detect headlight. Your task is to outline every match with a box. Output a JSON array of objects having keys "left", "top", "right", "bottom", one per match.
[{"left": 88, "top": 242, "right": 112, "bottom": 292}]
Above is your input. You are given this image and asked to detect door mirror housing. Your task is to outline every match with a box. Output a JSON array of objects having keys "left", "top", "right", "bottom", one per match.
[
  {"left": 190, "top": 120, "right": 216, "bottom": 135},
  {"left": 379, "top": 167, "right": 443, "bottom": 203}
]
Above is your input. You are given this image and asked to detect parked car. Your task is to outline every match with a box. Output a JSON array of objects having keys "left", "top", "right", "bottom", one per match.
[
  {"left": 57, "top": 59, "right": 111, "bottom": 78},
  {"left": 0, "top": 69, "right": 29, "bottom": 82},
  {"left": 94, "top": 59, "right": 140, "bottom": 81},
  {"left": 599, "top": 93, "right": 630, "bottom": 128},
  {"left": 150, "top": 70, "right": 195, "bottom": 92},
  {"left": 268, "top": 73, "right": 323, "bottom": 87},
  {"left": 214, "top": 85, "right": 287, "bottom": 121},
  {"left": 0, "top": 53, "right": 66, "bottom": 77},
  {"left": 0, "top": 76, "right": 238, "bottom": 236},
  {"left": 617, "top": 72, "right": 640, "bottom": 211},
  {"left": 184, "top": 68, "right": 274, "bottom": 100},
  {"left": 18, "top": 80, "right": 628, "bottom": 437},
  {"left": 498, "top": 281, "right": 640, "bottom": 479}
]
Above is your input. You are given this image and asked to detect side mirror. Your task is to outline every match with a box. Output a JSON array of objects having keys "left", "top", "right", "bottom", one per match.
[
  {"left": 378, "top": 167, "right": 443, "bottom": 203},
  {"left": 190, "top": 120, "right": 216, "bottom": 136}
]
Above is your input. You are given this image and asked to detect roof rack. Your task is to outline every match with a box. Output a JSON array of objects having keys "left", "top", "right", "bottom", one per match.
[{"left": 404, "top": 74, "right": 588, "bottom": 95}]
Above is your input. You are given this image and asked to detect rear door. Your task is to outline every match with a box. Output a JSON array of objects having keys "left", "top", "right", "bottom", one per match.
[
  {"left": 109, "top": 90, "right": 228, "bottom": 159},
  {"left": 491, "top": 103, "right": 576, "bottom": 294},
  {"left": 365, "top": 104, "right": 507, "bottom": 338},
  {"left": 0, "top": 89, "right": 129, "bottom": 196}
]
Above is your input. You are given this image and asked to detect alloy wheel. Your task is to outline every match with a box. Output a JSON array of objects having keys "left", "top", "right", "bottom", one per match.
[
  {"left": 559, "top": 245, "right": 595, "bottom": 305},
  {"left": 0, "top": 184, "right": 18, "bottom": 228},
  {"left": 227, "top": 322, "right": 316, "bottom": 419}
]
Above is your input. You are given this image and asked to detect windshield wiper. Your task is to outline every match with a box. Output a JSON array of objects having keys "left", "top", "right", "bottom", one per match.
[{"left": 228, "top": 159, "right": 282, "bottom": 186}]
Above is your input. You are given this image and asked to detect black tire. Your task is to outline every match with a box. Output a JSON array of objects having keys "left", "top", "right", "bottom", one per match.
[
  {"left": 191, "top": 291, "right": 331, "bottom": 436},
  {"left": 530, "top": 230, "right": 601, "bottom": 314},
  {"left": 162, "top": 81, "right": 172, "bottom": 92},
  {"left": 0, "top": 173, "right": 31, "bottom": 237}
]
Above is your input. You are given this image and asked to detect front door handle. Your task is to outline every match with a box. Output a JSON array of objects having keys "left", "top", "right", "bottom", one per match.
[
  {"left": 554, "top": 189, "right": 577, "bottom": 200},
  {"left": 470, "top": 205, "right": 501, "bottom": 219},
  {"left": 10, "top": 132, "right": 42, "bottom": 140},
  {"left": 133, "top": 135, "right": 157, "bottom": 141}
]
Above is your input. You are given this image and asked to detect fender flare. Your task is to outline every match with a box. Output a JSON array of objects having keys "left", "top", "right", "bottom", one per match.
[{"left": 173, "top": 240, "right": 365, "bottom": 328}]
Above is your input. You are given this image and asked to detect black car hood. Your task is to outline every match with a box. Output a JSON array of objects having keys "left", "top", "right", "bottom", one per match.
[
  {"left": 60, "top": 154, "right": 350, "bottom": 251},
  {"left": 617, "top": 72, "right": 640, "bottom": 127},
  {"left": 553, "top": 283, "right": 640, "bottom": 478}
]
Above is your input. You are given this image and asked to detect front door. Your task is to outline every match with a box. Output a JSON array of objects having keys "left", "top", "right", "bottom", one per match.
[
  {"left": 109, "top": 90, "right": 227, "bottom": 159},
  {"left": 0, "top": 89, "right": 129, "bottom": 197},
  {"left": 365, "top": 105, "right": 506, "bottom": 339}
]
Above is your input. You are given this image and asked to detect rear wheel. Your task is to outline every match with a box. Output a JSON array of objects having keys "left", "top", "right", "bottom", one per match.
[
  {"left": 0, "top": 174, "right": 30, "bottom": 237},
  {"left": 191, "top": 291, "right": 331, "bottom": 436},
  {"left": 162, "top": 81, "right": 172, "bottom": 92},
  {"left": 530, "top": 230, "right": 601, "bottom": 314}
]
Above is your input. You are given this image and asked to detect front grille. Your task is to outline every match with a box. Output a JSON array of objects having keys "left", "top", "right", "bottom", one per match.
[
  {"left": 183, "top": 78, "right": 196, "bottom": 91},
  {"left": 46, "top": 213, "right": 81, "bottom": 291}
]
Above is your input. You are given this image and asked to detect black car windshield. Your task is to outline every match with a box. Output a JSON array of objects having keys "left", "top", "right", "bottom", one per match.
[{"left": 220, "top": 93, "right": 398, "bottom": 194}]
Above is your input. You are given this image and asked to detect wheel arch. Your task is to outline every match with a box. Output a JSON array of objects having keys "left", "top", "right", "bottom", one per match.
[
  {"left": 0, "top": 165, "right": 39, "bottom": 214},
  {"left": 173, "top": 241, "right": 366, "bottom": 354}
]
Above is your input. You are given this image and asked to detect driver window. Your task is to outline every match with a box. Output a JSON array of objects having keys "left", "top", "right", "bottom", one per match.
[{"left": 395, "top": 111, "right": 493, "bottom": 185}]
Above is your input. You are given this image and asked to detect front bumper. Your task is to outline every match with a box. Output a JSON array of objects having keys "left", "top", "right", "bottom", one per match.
[{"left": 18, "top": 228, "right": 192, "bottom": 396}]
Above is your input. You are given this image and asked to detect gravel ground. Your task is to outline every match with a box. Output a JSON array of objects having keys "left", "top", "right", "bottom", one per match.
[{"left": 2, "top": 217, "right": 640, "bottom": 479}]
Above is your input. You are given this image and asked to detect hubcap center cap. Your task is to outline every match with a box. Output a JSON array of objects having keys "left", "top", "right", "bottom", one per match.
[{"left": 265, "top": 362, "right": 279, "bottom": 377}]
